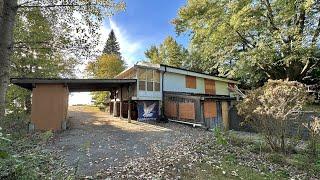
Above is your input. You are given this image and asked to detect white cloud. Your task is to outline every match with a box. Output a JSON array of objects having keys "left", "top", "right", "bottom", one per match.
[{"left": 98, "top": 19, "right": 143, "bottom": 66}]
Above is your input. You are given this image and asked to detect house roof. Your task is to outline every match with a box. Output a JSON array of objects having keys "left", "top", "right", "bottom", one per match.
[
  {"left": 11, "top": 78, "right": 136, "bottom": 92},
  {"left": 116, "top": 61, "right": 239, "bottom": 84}
]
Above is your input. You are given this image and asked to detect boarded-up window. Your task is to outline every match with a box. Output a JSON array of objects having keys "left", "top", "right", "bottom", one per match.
[
  {"left": 179, "top": 102, "right": 195, "bottom": 120},
  {"left": 186, "top": 75, "right": 196, "bottom": 89},
  {"left": 165, "top": 101, "right": 177, "bottom": 118},
  {"left": 204, "top": 101, "right": 217, "bottom": 118},
  {"left": 205, "top": 79, "right": 215, "bottom": 95}
]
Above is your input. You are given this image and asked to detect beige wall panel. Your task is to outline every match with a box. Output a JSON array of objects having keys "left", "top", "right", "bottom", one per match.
[{"left": 31, "top": 84, "right": 68, "bottom": 130}]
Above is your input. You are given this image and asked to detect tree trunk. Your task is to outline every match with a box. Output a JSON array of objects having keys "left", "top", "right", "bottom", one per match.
[{"left": 0, "top": 0, "right": 18, "bottom": 118}]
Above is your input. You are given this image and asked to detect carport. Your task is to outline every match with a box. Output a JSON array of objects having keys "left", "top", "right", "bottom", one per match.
[{"left": 11, "top": 78, "right": 136, "bottom": 131}]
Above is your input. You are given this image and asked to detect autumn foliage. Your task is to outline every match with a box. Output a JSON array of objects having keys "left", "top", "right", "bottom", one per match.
[{"left": 237, "top": 80, "right": 309, "bottom": 153}]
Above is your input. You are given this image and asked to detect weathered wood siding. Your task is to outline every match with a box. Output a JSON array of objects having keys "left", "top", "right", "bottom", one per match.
[
  {"left": 179, "top": 102, "right": 195, "bottom": 120},
  {"left": 31, "top": 84, "right": 69, "bottom": 130},
  {"left": 164, "top": 93, "right": 202, "bottom": 123}
]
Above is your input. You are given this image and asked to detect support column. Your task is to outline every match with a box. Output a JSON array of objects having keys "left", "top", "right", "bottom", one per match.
[
  {"left": 128, "top": 85, "right": 132, "bottom": 123},
  {"left": 113, "top": 90, "right": 117, "bottom": 117},
  {"left": 119, "top": 86, "right": 123, "bottom": 119}
]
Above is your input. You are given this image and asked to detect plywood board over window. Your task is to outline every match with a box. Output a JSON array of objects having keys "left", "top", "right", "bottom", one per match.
[
  {"left": 186, "top": 75, "right": 196, "bottom": 89},
  {"left": 179, "top": 102, "right": 195, "bottom": 120},
  {"left": 205, "top": 79, "right": 215, "bottom": 95},
  {"left": 204, "top": 101, "right": 217, "bottom": 118},
  {"left": 164, "top": 100, "right": 177, "bottom": 118}
]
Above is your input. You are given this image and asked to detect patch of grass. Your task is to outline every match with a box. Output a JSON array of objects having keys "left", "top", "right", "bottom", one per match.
[
  {"left": 181, "top": 160, "right": 288, "bottom": 180},
  {"left": 266, "top": 153, "right": 286, "bottom": 165},
  {"left": 288, "top": 154, "right": 310, "bottom": 170}
]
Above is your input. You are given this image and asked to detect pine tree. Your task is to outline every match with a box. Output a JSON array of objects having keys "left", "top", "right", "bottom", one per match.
[{"left": 103, "top": 29, "right": 121, "bottom": 57}]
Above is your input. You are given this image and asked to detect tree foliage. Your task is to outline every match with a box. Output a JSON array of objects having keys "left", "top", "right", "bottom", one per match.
[
  {"left": 86, "top": 54, "right": 125, "bottom": 105},
  {"left": 237, "top": 80, "right": 309, "bottom": 153},
  {"left": 103, "top": 29, "right": 121, "bottom": 58},
  {"left": 0, "top": 0, "right": 125, "bottom": 117},
  {"left": 145, "top": 36, "right": 188, "bottom": 67},
  {"left": 6, "top": 8, "right": 78, "bottom": 113},
  {"left": 173, "top": 0, "right": 320, "bottom": 88}
]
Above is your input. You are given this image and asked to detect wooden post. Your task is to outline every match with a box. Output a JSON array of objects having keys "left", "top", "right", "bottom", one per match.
[
  {"left": 120, "top": 86, "right": 123, "bottom": 119},
  {"left": 128, "top": 85, "right": 132, "bottom": 123},
  {"left": 113, "top": 90, "right": 117, "bottom": 117}
]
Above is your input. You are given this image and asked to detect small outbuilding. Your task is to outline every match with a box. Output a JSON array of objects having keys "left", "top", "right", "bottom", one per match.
[{"left": 11, "top": 78, "right": 136, "bottom": 131}]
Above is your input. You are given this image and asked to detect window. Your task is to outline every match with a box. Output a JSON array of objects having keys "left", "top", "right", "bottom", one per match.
[
  {"left": 154, "top": 70, "right": 160, "bottom": 91},
  {"left": 205, "top": 79, "right": 215, "bottom": 95},
  {"left": 139, "top": 81, "right": 146, "bottom": 91},
  {"left": 186, "top": 75, "right": 196, "bottom": 89},
  {"left": 138, "top": 69, "right": 146, "bottom": 91},
  {"left": 138, "top": 68, "right": 161, "bottom": 92}
]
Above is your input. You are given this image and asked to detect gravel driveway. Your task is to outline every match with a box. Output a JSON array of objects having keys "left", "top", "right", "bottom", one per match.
[{"left": 47, "top": 106, "right": 208, "bottom": 177}]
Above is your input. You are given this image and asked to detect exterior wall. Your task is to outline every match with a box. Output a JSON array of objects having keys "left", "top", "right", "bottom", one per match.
[
  {"left": 215, "top": 81, "right": 229, "bottom": 96},
  {"left": 163, "top": 72, "right": 205, "bottom": 94},
  {"left": 31, "top": 84, "right": 69, "bottom": 131},
  {"left": 163, "top": 71, "right": 231, "bottom": 96}
]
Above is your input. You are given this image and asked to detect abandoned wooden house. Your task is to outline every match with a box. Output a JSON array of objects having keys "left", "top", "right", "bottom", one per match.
[
  {"left": 11, "top": 62, "right": 240, "bottom": 131},
  {"left": 111, "top": 61, "right": 240, "bottom": 129}
]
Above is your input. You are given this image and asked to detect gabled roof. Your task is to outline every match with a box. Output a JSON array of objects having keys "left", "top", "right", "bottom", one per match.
[{"left": 115, "top": 61, "right": 239, "bottom": 84}]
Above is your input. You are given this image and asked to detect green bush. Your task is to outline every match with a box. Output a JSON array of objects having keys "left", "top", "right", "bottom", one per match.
[{"left": 213, "top": 128, "right": 228, "bottom": 146}]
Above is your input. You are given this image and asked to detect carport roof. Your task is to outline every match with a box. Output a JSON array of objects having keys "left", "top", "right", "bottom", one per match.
[{"left": 11, "top": 78, "right": 137, "bottom": 92}]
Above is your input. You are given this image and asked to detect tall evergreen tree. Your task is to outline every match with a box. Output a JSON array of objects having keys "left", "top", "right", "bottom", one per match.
[{"left": 103, "top": 29, "right": 121, "bottom": 57}]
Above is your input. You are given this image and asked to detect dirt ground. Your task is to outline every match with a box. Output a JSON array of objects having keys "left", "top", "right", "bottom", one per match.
[
  {"left": 47, "top": 106, "right": 318, "bottom": 179},
  {"left": 47, "top": 105, "right": 209, "bottom": 177}
]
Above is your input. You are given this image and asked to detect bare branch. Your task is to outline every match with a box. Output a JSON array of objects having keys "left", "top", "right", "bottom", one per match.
[{"left": 18, "top": 3, "right": 100, "bottom": 9}]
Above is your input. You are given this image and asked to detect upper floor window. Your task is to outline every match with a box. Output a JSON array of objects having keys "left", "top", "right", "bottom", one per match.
[
  {"left": 138, "top": 68, "right": 160, "bottom": 91},
  {"left": 186, "top": 75, "right": 196, "bottom": 89}
]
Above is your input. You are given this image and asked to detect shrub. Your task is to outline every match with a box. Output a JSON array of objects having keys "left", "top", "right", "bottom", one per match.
[
  {"left": 237, "top": 80, "right": 309, "bottom": 154},
  {"left": 213, "top": 128, "right": 228, "bottom": 146},
  {"left": 303, "top": 116, "right": 320, "bottom": 159}
]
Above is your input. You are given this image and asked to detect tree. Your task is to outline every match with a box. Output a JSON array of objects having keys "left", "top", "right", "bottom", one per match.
[
  {"left": 0, "top": 0, "right": 125, "bottom": 118},
  {"left": 6, "top": 8, "right": 78, "bottom": 113},
  {"left": 103, "top": 29, "right": 121, "bottom": 58},
  {"left": 145, "top": 36, "right": 188, "bottom": 67},
  {"left": 237, "top": 80, "right": 309, "bottom": 153},
  {"left": 173, "top": 0, "right": 320, "bottom": 88},
  {"left": 145, "top": 45, "right": 162, "bottom": 64},
  {"left": 86, "top": 54, "right": 125, "bottom": 106}
]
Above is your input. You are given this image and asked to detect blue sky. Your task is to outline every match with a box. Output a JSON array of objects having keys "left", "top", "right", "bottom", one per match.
[
  {"left": 102, "top": 0, "right": 189, "bottom": 65},
  {"left": 70, "top": 0, "right": 189, "bottom": 105}
]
